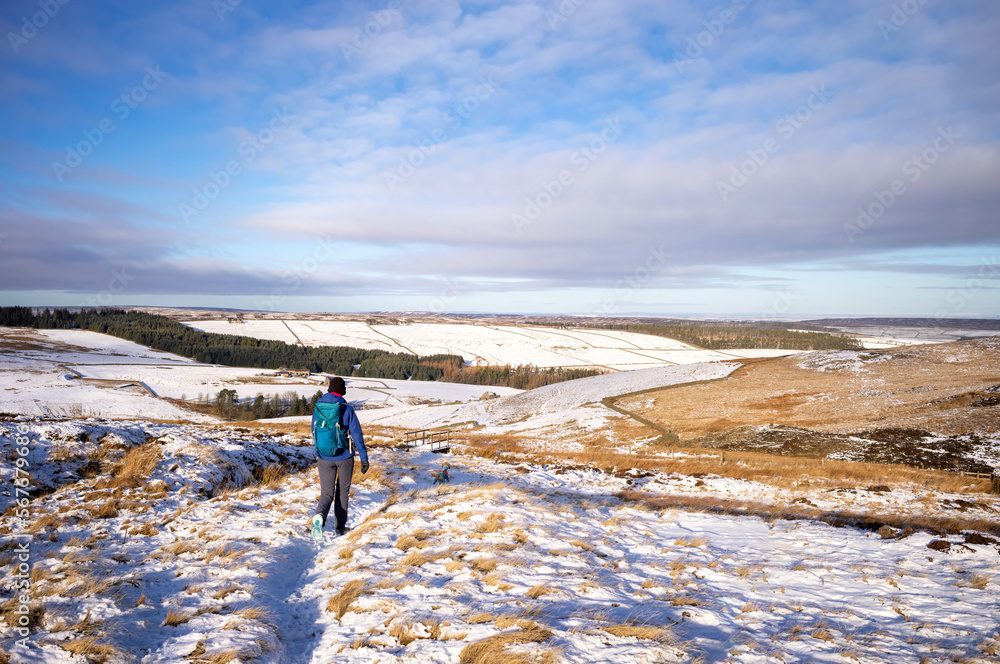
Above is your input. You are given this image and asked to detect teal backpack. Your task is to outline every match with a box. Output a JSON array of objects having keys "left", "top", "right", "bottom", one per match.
[{"left": 312, "top": 401, "right": 351, "bottom": 457}]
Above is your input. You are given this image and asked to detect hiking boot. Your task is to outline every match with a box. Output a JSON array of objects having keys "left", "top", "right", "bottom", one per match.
[
  {"left": 336, "top": 526, "right": 350, "bottom": 537},
  {"left": 310, "top": 514, "right": 323, "bottom": 541}
]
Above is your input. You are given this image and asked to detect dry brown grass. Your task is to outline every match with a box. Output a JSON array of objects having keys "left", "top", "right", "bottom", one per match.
[
  {"left": 163, "top": 608, "right": 191, "bottom": 626},
  {"left": 58, "top": 637, "right": 122, "bottom": 660},
  {"left": 127, "top": 522, "right": 158, "bottom": 537},
  {"left": 602, "top": 624, "right": 673, "bottom": 643},
  {"left": 203, "top": 543, "right": 248, "bottom": 564},
  {"left": 107, "top": 442, "right": 161, "bottom": 488},
  {"left": 617, "top": 340, "right": 1000, "bottom": 439},
  {"left": 235, "top": 606, "right": 275, "bottom": 626},
  {"left": 256, "top": 463, "right": 289, "bottom": 489},
  {"left": 162, "top": 540, "right": 199, "bottom": 556},
  {"left": 525, "top": 584, "right": 557, "bottom": 599},
  {"left": 326, "top": 579, "right": 369, "bottom": 619},
  {"left": 88, "top": 499, "right": 120, "bottom": 519},
  {"left": 400, "top": 550, "right": 447, "bottom": 567},
  {"left": 961, "top": 573, "right": 991, "bottom": 590},
  {"left": 476, "top": 513, "right": 505, "bottom": 533},
  {"left": 469, "top": 557, "right": 498, "bottom": 574},
  {"left": 674, "top": 536, "right": 707, "bottom": 547},
  {"left": 618, "top": 489, "right": 1000, "bottom": 537},
  {"left": 459, "top": 627, "right": 554, "bottom": 664},
  {"left": 1, "top": 598, "right": 43, "bottom": 630}
]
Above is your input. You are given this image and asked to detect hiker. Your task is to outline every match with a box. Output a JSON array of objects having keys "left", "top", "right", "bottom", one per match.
[{"left": 311, "top": 376, "right": 369, "bottom": 538}]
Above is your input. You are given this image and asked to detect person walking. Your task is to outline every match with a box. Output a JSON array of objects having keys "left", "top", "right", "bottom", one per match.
[{"left": 310, "top": 376, "right": 369, "bottom": 539}]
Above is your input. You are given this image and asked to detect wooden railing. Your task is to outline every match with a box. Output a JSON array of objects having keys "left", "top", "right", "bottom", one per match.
[{"left": 402, "top": 429, "right": 453, "bottom": 453}]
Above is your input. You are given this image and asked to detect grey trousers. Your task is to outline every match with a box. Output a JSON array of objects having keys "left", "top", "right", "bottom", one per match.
[{"left": 315, "top": 456, "right": 354, "bottom": 531}]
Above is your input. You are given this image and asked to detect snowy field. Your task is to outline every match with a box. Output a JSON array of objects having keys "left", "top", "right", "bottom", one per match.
[
  {"left": 0, "top": 419, "right": 997, "bottom": 664},
  {"left": 0, "top": 328, "right": 212, "bottom": 421},
  {"left": 186, "top": 320, "right": 801, "bottom": 371},
  {"left": 0, "top": 328, "right": 519, "bottom": 422}
]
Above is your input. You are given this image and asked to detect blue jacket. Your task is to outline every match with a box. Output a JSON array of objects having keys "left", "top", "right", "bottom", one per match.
[{"left": 312, "top": 392, "right": 368, "bottom": 464}]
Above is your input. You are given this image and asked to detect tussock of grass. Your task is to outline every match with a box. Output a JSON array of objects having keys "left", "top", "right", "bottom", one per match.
[
  {"left": 327, "top": 579, "right": 369, "bottom": 619},
  {"left": 162, "top": 540, "right": 199, "bottom": 556},
  {"left": 236, "top": 606, "right": 275, "bottom": 626},
  {"left": 476, "top": 513, "right": 505, "bottom": 533},
  {"left": 401, "top": 550, "right": 446, "bottom": 567},
  {"left": 88, "top": 499, "right": 120, "bottom": 519},
  {"left": 396, "top": 535, "right": 421, "bottom": 551},
  {"left": 602, "top": 624, "right": 673, "bottom": 643},
  {"left": 961, "top": 573, "right": 991, "bottom": 590},
  {"left": 674, "top": 536, "right": 706, "bottom": 547},
  {"left": 203, "top": 543, "right": 248, "bottom": 564},
  {"left": 127, "top": 522, "right": 158, "bottom": 537},
  {"left": 470, "top": 557, "right": 498, "bottom": 574},
  {"left": 108, "top": 442, "right": 161, "bottom": 488},
  {"left": 58, "top": 637, "right": 121, "bottom": 659},
  {"left": 459, "top": 627, "right": 554, "bottom": 664},
  {"left": 63, "top": 573, "right": 117, "bottom": 598},
  {"left": 466, "top": 612, "right": 497, "bottom": 624},
  {"left": 255, "top": 463, "right": 289, "bottom": 488},
  {"left": 525, "top": 584, "right": 557, "bottom": 599},
  {"left": 482, "top": 572, "right": 513, "bottom": 590},
  {"left": 163, "top": 608, "right": 191, "bottom": 626}
]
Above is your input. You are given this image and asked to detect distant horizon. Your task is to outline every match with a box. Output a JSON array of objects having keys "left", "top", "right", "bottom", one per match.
[{"left": 8, "top": 303, "right": 1000, "bottom": 324}]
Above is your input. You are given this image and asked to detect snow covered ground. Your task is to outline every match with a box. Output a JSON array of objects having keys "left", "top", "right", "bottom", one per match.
[
  {"left": 0, "top": 328, "right": 212, "bottom": 421},
  {"left": 1, "top": 419, "right": 997, "bottom": 664},
  {"left": 0, "top": 328, "right": 520, "bottom": 423},
  {"left": 185, "top": 321, "right": 801, "bottom": 371}
]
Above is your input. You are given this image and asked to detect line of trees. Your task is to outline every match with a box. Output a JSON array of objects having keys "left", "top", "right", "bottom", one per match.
[
  {"left": 188, "top": 389, "right": 326, "bottom": 420},
  {"left": 589, "top": 322, "right": 862, "bottom": 351}
]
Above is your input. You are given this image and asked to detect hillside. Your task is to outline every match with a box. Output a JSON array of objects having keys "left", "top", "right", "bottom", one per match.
[{"left": 616, "top": 338, "right": 1000, "bottom": 473}]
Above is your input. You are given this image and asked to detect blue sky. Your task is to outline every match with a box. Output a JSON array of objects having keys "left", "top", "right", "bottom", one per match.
[{"left": 1, "top": 0, "right": 998, "bottom": 318}]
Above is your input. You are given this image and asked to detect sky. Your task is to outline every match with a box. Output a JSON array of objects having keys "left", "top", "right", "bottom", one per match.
[{"left": 1, "top": 0, "right": 998, "bottom": 319}]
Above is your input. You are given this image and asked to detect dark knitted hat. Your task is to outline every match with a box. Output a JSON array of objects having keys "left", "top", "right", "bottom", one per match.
[{"left": 328, "top": 376, "right": 346, "bottom": 394}]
